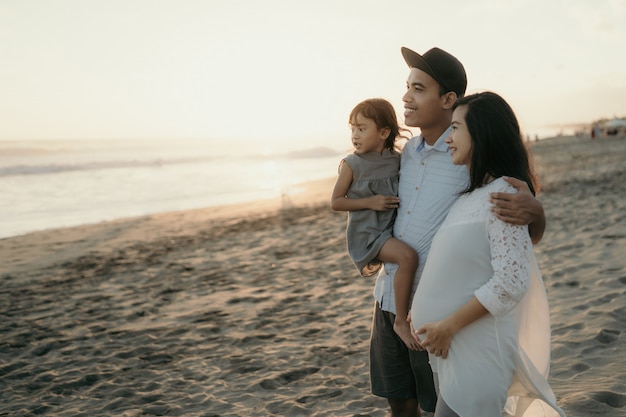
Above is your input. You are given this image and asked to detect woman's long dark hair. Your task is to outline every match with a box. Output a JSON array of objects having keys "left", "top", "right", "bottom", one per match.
[{"left": 453, "top": 92, "right": 539, "bottom": 195}]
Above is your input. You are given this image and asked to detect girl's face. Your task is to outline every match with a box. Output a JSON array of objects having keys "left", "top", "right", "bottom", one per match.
[
  {"left": 447, "top": 104, "right": 473, "bottom": 168},
  {"left": 350, "top": 113, "right": 389, "bottom": 154}
]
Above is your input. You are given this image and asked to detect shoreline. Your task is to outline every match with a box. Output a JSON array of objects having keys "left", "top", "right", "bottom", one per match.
[{"left": 0, "top": 176, "right": 336, "bottom": 277}]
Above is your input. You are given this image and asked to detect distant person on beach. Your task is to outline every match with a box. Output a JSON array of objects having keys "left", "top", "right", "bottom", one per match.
[
  {"left": 591, "top": 125, "right": 601, "bottom": 140},
  {"left": 331, "top": 98, "right": 421, "bottom": 350},
  {"left": 411, "top": 91, "right": 566, "bottom": 417},
  {"left": 369, "top": 47, "right": 547, "bottom": 417}
]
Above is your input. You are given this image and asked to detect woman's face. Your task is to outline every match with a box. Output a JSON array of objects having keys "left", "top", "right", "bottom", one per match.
[{"left": 447, "top": 104, "right": 473, "bottom": 168}]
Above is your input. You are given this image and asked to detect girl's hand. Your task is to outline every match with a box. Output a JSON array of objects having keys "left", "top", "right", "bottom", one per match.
[
  {"left": 416, "top": 319, "right": 455, "bottom": 359},
  {"left": 369, "top": 195, "right": 400, "bottom": 211},
  {"left": 408, "top": 313, "right": 425, "bottom": 351}
]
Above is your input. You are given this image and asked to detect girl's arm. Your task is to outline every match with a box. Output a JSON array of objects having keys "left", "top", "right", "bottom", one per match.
[{"left": 331, "top": 162, "right": 399, "bottom": 212}]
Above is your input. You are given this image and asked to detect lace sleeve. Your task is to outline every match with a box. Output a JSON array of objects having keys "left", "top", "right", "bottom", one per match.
[{"left": 474, "top": 210, "right": 531, "bottom": 316}]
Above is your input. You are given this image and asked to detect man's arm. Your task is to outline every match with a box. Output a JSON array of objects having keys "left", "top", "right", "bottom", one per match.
[{"left": 489, "top": 176, "right": 546, "bottom": 244}]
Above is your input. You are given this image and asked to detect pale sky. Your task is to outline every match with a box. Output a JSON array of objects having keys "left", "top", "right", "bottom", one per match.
[{"left": 1, "top": 0, "right": 625, "bottom": 151}]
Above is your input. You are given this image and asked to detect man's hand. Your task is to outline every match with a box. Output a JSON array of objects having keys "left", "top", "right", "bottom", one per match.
[
  {"left": 489, "top": 176, "right": 536, "bottom": 225},
  {"left": 489, "top": 176, "right": 546, "bottom": 243}
]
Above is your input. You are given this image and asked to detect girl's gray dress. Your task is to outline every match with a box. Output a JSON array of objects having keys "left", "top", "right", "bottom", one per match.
[{"left": 342, "top": 149, "right": 400, "bottom": 277}]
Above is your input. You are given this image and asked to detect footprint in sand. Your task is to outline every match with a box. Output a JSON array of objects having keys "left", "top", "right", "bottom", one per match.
[
  {"left": 594, "top": 328, "right": 620, "bottom": 344},
  {"left": 296, "top": 388, "right": 343, "bottom": 404},
  {"left": 590, "top": 391, "right": 626, "bottom": 409},
  {"left": 259, "top": 367, "right": 320, "bottom": 389}
]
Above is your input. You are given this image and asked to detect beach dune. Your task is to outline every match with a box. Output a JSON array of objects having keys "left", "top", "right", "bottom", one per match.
[{"left": 1, "top": 134, "right": 625, "bottom": 416}]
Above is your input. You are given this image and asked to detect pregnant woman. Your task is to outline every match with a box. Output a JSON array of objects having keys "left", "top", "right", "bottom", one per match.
[{"left": 411, "top": 91, "right": 567, "bottom": 417}]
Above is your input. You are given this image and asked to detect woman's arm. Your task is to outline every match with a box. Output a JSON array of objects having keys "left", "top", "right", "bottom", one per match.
[
  {"left": 416, "top": 297, "right": 488, "bottom": 359},
  {"left": 489, "top": 176, "right": 546, "bottom": 244},
  {"left": 474, "top": 208, "right": 532, "bottom": 316},
  {"left": 330, "top": 162, "right": 399, "bottom": 212}
]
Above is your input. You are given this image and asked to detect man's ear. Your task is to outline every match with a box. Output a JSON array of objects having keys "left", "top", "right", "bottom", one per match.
[{"left": 442, "top": 92, "right": 458, "bottom": 109}]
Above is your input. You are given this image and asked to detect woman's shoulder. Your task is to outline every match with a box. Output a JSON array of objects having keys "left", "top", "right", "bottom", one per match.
[
  {"left": 487, "top": 177, "right": 517, "bottom": 194},
  {"left": 463, "top": 177, "right": 512, "bottom": 200},
  {"left": 448, "top": 178, "right": 512, "bottom": 221}
]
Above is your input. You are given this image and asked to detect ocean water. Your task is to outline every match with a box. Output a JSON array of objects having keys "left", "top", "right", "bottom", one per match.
[{"left": 0, "top": 139, "right": 343, "bottom": 239}]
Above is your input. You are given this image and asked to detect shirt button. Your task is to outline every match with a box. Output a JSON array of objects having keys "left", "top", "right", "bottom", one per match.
[
  {"left": 421, "top": 161, "right": 425, "bottom": 166},
  {"left": 415, "top": 186, "right": 419, "bottom": 190},
  {"left": 407, "top": 211, "right": 411, "bottom": 214}
]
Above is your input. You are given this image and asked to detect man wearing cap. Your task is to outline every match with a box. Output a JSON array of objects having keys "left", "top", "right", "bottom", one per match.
[{"left": 369, "top": 47, "right": 546, "bottom": 417}]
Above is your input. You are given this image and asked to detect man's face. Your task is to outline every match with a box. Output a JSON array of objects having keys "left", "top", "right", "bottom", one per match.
[{"left": 402, "top": 68, "right": 445, "bottom": 128}]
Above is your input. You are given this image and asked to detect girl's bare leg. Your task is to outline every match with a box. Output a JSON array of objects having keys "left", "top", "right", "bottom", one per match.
[{"left": 378, "top": 238, "right": 420, "bottom": 350}]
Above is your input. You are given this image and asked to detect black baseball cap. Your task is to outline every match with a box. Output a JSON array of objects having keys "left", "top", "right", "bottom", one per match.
[{"left": 401, "top": 47, "right": 467, "bottom": 97}]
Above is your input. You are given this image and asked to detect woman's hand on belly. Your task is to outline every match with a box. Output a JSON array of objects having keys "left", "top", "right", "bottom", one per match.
[
  {"left": 416, "top": 296, "right": 490, "bottom": 359},
  {"left": 415, "top": 320, "right": 455, "bottom": 359}
]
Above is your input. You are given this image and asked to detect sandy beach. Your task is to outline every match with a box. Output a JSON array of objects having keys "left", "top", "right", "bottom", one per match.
[{"left": 1, "top": 134, "right": 625, "bottom": 417}]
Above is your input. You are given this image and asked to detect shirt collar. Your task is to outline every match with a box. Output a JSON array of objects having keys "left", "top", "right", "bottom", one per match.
[{"left": 416, "top": 126, "right": 452, "bottom": 153}]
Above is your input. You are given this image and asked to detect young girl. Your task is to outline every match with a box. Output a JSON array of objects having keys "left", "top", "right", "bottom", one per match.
[
  {"left": 411, "top": 92, "right": 566, "bottom": 417},
  {"left": 331, "top": 98, "right": 420, "bottom": 350}
]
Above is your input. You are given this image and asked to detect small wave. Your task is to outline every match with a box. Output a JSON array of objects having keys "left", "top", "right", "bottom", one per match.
[
  {"left": 0, "top": 156, "right": 214, "bottom": 177},
  {"left": 284, "top": 147, "right": 341, "bottom": 159}
]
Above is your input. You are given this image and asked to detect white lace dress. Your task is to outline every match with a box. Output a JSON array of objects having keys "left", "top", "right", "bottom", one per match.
[{"left": 411, "top": 178, "right": 566, "bottom": 417}]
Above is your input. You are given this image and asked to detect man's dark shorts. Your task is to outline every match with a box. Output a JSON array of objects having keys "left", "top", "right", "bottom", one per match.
[{"left": 369, "top": 301, "right": 437, "bottom": 412}]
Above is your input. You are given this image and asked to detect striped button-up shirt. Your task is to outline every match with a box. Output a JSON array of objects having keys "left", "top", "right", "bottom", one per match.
[{"left": 374, "top": 127, "right": 468, "bottom": 314}]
